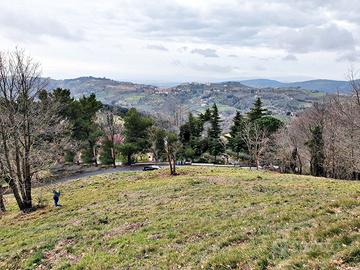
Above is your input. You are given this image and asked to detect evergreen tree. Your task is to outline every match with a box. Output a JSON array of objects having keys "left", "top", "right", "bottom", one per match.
[
  {"left": 306, "top": 125, "right": 325, "bottom": 177},
  {"left": 227, "top": 111, "right": 246, "bottom": 160},
  {"left": 200, "top": 108, "right": 212, "bottom": 122},
  {"left": 99, "top": 139, "right": 115, "bottom": 165},
  {"left": 119, "top": 108, "right": 153, "bottom": 165},
  {"left": 247, "top": 98, "right": 268, "bottom": 122},
  {"left": 255, "top": 116, "right": 283, "bottom": 134},
  {"left": 74, "top": 94, "right": 103, "bottom": 165},
  {"left": 209, "top": 103, "right": 222, "bottom": 139},
  {"left": 179, "top": 113, "right": 204, "bottom": 161},
  {"left": 208, "top": 103, "right": 224, "bottom": 162},
  {"left": 48, "top": 90, "right": 103, "bottom": 165}
]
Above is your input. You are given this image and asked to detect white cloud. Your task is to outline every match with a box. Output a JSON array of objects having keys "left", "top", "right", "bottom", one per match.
[
  {"left": 191, "top": 48, "right": 218, "bottom": 58},
  {"left": 0, "top": 0, "right": 358, "bottom": 82},
  {"left": 146, "top": 44, "right": 169, "bottom": 51}
]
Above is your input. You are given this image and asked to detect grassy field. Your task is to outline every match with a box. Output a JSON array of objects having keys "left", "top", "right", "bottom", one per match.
[{"left": 0, "top": 167, "right": 359, "bottom": 270}]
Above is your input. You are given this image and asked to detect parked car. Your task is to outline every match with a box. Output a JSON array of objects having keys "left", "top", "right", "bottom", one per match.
[{"left": 143, "top": 165, "right": 161, "bottom": 171}]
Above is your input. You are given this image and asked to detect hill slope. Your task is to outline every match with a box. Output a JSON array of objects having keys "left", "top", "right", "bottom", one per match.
[
  {"left": 240, "top": 79, "right": 352, "bottom": 93},
  {"left": 47, "top": 76, "right": 158, "bottom": 98},
  {"left": 46, "top": 77, "right": 324, "bottom": 124},
  {"left": 1, "top": 167, "right": 359, "bottom": 269}
]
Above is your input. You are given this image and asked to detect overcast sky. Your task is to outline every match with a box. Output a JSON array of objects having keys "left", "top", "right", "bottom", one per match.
[{"left": 1, "top": 0, "right": 360, "bottom": 83}]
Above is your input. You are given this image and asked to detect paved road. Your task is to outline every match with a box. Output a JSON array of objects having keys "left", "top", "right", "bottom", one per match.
[{"left": 37, "top": 166, "right": 145, "bottom": 187}]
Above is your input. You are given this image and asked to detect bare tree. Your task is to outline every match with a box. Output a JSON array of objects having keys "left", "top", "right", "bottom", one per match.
[
  {"left": 241, "top": 122, "right": 269, "bottom": 169},
  {"left": 99, "top": 109, "right": 123, "bottom": 167},
  {"left": 0, "top": 49, "right": 68, "bottom": 212}
]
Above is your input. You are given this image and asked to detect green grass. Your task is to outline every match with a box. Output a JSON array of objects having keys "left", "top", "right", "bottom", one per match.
[{"left": 0, "top": 167, "right": 359, "bottom": 269}]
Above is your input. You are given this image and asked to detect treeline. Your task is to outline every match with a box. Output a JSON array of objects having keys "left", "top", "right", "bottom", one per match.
[
  {"left": 1, "top": 49, "right": 359, "bottom": 213},
  {"left": 178, "top": 99, "right": 282, "bottom": 166}
]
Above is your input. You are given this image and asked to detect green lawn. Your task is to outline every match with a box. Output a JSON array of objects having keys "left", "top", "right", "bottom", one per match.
[{"left": 0, "top": 167, "right": 359, "bottom": 270}]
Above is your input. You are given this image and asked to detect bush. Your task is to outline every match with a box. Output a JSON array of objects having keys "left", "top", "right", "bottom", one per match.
[
  {"left": 64, "top": 151, "right": 75, "bottom": 163},
  {"left": 81, "top": 148, "right": 94, "bottom": 164}
]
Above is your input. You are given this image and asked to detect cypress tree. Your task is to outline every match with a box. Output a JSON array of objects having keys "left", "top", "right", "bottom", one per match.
[
  {"left": 227, "top": 111, "right": 246, "bottom": 160},
  {"left": 306, "top": 125, "right": 325, "bottom": 177},
  {"left": 208, "top": 103, "right": 224, "bottom": 162},
  {"left": 209, "top": 103, "right": 222, "bottom": 139}
]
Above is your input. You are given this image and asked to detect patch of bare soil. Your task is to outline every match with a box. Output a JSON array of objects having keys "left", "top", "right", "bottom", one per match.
[
  {"left": 104, "top": 221, "right": 149, "bottom": 238},
  {"left": 202, "top": 176, "right": 237, "bottom": 185},
  {"left": 35, "top": 239, "right": 80, "bottom": 270}
]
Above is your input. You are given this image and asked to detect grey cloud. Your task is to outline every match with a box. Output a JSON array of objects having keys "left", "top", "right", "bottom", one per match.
[
  {"left": 146, "top": 44, "right": 169, "bottom": 51},
  {"left": 283, "top": 54, "right": 298, "bottom": 61},
  {"left": 115, "top": 0, "right": 359, "bottom": 55},
  {"left": 191, "top": 48, "right": 218, "bottom": 58},
  {"left": 278, "top": 24, "right": 355, "bottom": 53},
  {"left": 0, "top": 6, "right": 83, "bottom": 42}
]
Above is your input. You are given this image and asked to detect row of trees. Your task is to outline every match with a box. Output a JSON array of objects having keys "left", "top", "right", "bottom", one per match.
[{"left": 178, "top": 98, "right": 283, "bottom": 167}]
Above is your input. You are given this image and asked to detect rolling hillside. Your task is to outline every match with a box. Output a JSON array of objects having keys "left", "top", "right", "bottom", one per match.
[
  {"left": 1, "top": 167, "right": 359, "bottom": 269},
  {"left": 240, "top": 79, "right": 353, "bottom": 93},
  {"left": 46, "top": 77, "right": 325, "bottom": 125}
]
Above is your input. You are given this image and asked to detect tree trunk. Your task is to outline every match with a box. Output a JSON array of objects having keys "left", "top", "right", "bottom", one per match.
[
  {"left": 172, "top": 155, "right": 177, "bottom": 175},
  {"left": 93, "top": 145, "right": 98, "bottom": 167},
  {"left": 256, "top": 156, "right": 260, "bottom": 170},
  {"left": 0, "top": 188, "right": 5, "bottom": 212},
  {"left": 111, "top": 147, "right": 116, "bottom": 168},
  {"left": 6, "top": 177, "right": 25, "bottom": 211},
  {"left": 24, "top": 176, "right": 32, "bottom": 210},
  {"left": 297, "top": 153, "right": 303, "bottom": 175},
  {"left": 168, "top": 154, "right": 173, "bottom": 175}
]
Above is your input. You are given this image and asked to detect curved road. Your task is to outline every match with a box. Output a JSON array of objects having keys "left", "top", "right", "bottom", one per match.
[{"left": 37, "top": 166, "right": 145, "bottom": 188}]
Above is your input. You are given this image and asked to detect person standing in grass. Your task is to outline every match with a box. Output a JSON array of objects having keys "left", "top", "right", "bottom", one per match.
[{"left": 53, "top": 190, "right": 61, "bottom": 207}]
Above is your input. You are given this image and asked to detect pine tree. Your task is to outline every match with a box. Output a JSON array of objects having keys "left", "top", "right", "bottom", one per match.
[
  {"left": 247, "top": 97, "right": 268, "bottom": 122},
  {"left": 209, "top": 103, "right": 222, "bottom": 139}
]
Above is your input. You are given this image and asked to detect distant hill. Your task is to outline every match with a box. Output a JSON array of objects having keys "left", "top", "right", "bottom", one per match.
[
  {"left": 240, "top": 79, "right": 284, "bottom": 89},
  {"left": 240, "top": 79, "right": 352, "bottom": 93},
  {"left": 47, "top": 76, "right": 157, "bottom": 98},
  {"left": 46, "top": 77, "right": 326, "bottom": 129}
]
